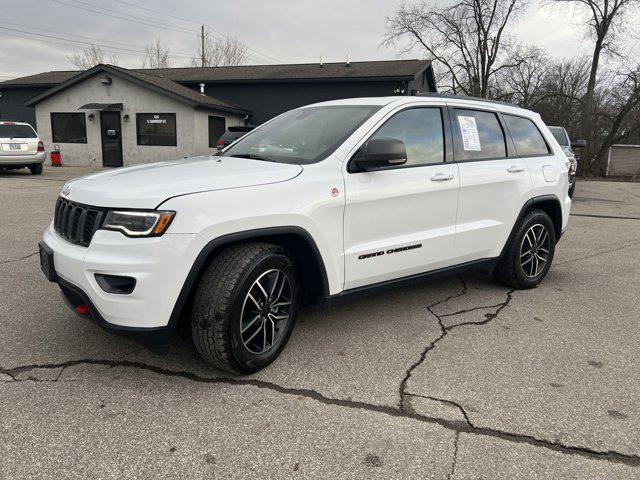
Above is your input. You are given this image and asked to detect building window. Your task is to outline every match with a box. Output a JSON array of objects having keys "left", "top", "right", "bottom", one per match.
[
  {"left": 136, "top": 113, "right": 177, "bottom": 146},
  {"left": 51, "top": 113, "right": 87, "bottom": 143},
  {"left": 208, "top": 116, "right": 226, "bottom": 148}
]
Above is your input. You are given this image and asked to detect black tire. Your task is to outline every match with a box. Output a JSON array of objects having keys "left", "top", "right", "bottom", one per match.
[
  {"left": 191, "top": 242, "right": 298, "bottom": 375},
  {"left": 568, "top": 182, "right": 575, "bottom": 198},
  {"left": 29, "top": 163, "right": 43, "bottom": 175},
  {"left": 493, "top": 209, "right": 556, "bottom": 289}
]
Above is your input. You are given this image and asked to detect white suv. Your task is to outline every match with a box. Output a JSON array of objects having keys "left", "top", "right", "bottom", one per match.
[
  {"left": 40, "top": 95, "right": 571, "bottom": 374},
  {"left": 0, "top": 121, "right": 45, "bottom": 174}
]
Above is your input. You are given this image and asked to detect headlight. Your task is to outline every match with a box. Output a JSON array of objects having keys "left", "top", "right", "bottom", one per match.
[{"left": 102, "top": 210, "right": 175, "bottom": 237}]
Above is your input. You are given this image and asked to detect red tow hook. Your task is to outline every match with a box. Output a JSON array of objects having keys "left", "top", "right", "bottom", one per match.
[{"left": 76, "top": 304, "right": 90, "bottom": 315}]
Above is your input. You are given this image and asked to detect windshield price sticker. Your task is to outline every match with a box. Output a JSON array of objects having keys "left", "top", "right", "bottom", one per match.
[{"left": 458, "top": 115, "right": 481, "bottom": 151}]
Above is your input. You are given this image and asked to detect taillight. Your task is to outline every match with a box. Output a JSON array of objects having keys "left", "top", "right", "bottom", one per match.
[
  {"left": 37, "top": 141, "right": 44, "bottom": 152},
  {"left": 566, "top": 161, "right": 575, "bottom": 174}
]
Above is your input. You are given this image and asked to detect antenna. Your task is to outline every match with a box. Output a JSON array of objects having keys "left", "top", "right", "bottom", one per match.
[
  {"left": 320, "top": 55, "right": 324, "bottom": 67},
  {"left": 346, "top": 54, "right": 351, "bottom": 67}
]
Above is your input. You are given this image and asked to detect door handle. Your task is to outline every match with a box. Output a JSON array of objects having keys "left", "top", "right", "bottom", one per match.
[
  {"left": 507, "top": 166, "right": 525, "bottom": 173},
  {"left": 431, "top": 173, "right": 455, "bottom": 182}
]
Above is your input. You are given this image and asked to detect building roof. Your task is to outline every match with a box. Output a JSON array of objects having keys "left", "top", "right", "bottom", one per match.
[
  {"left": 23, "top": 64, "right": 251, "bottom": 115},
  {"left": 1, "top": 59, "right": 432, "bottom": 88}
]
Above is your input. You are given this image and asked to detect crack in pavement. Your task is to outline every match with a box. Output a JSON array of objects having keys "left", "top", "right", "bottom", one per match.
[
  {"left": 398, "top": 276, "right": 468, "bottom": 412},
  {"left": 398, "top": 279, "right": 514, "bottom": 413},
  {"left": 447, "top": 431, "right": 460, "bottom": 480},
  {"left": 0, "top": 252, "right": 38, "bottom": 266},
  {"left": 557, "top": 240, "right": 640, "bottom": 265},
  {"left": 1, "top": 358, "right": 639, "bottom": 467},
  {"left": 571, "top": 213, "right": 640, "bottom": 221}
]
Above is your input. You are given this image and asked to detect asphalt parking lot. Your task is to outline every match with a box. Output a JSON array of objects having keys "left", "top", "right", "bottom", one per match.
[{"left": 1, "top": 166, "right": 640, "bottom": 479}]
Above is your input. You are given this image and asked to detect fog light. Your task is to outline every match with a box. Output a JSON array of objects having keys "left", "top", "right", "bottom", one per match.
[{"left": 95, "top": 274, "right": 136, "bottom": 295}]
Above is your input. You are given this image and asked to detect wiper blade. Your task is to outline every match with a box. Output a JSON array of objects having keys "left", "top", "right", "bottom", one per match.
[{"left": 228, "top": 153, "right": 274, "bottom": 162}]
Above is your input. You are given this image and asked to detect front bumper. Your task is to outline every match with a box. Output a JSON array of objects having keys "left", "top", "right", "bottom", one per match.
[
  {"left": 42, "top": 223, "right": 206, "bottom": 332},
  {"left": 0, "top": 152, "right": 45, "bottom": 166}
]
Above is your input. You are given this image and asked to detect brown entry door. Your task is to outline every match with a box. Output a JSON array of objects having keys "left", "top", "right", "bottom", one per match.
[{"left": 100, "top": 111, "right": 123, "bottom": 167}]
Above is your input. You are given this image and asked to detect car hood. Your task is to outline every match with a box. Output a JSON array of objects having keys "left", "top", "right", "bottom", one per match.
[{"left": 62, "top": 155, "right": 303, "bottom": 209}]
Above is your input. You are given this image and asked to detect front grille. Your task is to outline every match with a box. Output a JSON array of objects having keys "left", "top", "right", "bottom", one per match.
[{"left": 53, "top": 197, "right": 106, "bottom": 247}]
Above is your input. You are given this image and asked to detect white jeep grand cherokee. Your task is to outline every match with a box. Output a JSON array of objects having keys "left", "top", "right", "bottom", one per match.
[{"left": 40, "top": 95, "right": 571, "bottom": 374}]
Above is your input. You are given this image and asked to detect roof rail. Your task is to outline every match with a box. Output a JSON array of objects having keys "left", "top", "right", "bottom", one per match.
[{"left": 417, "top": 93, "right": 519, "bottom": 108}]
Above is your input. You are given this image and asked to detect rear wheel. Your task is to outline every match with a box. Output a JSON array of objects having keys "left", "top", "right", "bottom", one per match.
[
  {"left": 493, "top": 209, "right": 556, "bottom": 289},
  {"left": 29, "top": 163, "right": 43, "bottom": 175},
  {"left": 191, "top": 242, "right": 298, "bottom": 375}
]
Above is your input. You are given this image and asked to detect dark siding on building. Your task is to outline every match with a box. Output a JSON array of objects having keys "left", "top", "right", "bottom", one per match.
[
  {"left": 196, "top": 80, "right": 412, "bottom": 125},
  {"left": 0, "top": 87, "right": 49, "bottom": 128}
]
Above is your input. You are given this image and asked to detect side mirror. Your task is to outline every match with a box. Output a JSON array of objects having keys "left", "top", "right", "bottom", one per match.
[
  {"left": 352, "top": 138, "right": 407, "bottom": 172},
  {"left": 571, "top": 139, "right": 586, "bottom": 149}
]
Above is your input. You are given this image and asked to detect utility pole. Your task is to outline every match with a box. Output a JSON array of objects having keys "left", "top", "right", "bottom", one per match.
[{"left": 201, "top": 25, "right": 205, "bottom": 67}]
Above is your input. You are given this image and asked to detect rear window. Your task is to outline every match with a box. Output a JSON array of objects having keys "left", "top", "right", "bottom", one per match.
[
  {"left": 548, "top": 127, "right": 569, "bottom": 146},
  {"left": 0, "top": 124, "right": 37, "bottom": 139},
  {"left": 504, "top": 115, "right": 550, "bottom": 156}
]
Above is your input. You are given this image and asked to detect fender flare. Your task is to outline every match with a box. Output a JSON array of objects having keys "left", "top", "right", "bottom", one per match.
[
  {"left": 499, "top": 194, "right": 563, "bottom": 259},
  {"left": 166, "top": 226, "right": 330, "bottom": 330}
]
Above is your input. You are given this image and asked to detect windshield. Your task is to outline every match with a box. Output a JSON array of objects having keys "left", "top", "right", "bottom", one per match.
[
  {"left": 548, "top": 127, "right": 569, "bottom": 146},
  {"left": 0, "top": 124, "right": 37, "bottom": 139},
  {"left": 223, "top": 105, "right": 381, "bottom": 164}
]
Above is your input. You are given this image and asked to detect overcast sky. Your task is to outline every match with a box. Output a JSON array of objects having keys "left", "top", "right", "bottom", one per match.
[{"left": 0, "top": 0, "right": 637, "bottom": 80}]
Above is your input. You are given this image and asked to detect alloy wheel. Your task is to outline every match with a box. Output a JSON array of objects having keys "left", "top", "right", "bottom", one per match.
[
  {"left": 239, "top": 269, "right": 293, "bottom": 354},
  {"left": 519, "top": 223, "right": 550, "bottom": 278}
]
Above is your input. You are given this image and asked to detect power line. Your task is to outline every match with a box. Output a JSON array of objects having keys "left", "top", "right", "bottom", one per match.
[
  {"left": 49, "top": 0, "right": 271, "bottom": 64},
  {"left": 50, "top": 0, "right": 199, "bottom": 36},
  {"left": 109, "top": 0, "right": 283, "bottom": 64},
  {"left": 53, "top": 0, "right": 198, "bottom": 36},
  {"left": 0, "top": 21, "right": 194, "bottom": 58},
  {"left": 0, "top": 25, "right": 195, "bottom": 59}
]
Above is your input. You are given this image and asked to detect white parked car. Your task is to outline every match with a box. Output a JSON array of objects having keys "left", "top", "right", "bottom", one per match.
[
  {"left": 0, "top": 121, "right": 45, "bottom": 174},
  {"left": 40, "top": 95, "right": 571, "bottom": 374}
]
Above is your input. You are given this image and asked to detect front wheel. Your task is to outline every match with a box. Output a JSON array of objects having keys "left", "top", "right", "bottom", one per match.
[
  {"left": 493, "top": 209, "right": 556, "bottom": 289},
  {"left": 191, "top": 242, "right": 298, "bottom": 375}
]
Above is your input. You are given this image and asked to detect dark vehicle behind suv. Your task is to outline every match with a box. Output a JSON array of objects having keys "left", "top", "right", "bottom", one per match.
[{"left": 216, "top": 126, "right": 256, "bottom": 150}]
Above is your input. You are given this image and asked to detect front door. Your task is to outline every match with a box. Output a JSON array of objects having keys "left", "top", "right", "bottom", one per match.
[
  {"left": 343, "top": 106, "right": 460, "bottom": 290},
  {"left": 100, "top": 111, "right": 123, "bottom": 167}
]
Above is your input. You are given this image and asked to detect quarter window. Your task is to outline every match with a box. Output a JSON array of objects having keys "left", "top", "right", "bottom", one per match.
[
  {"left": 453, "top": 109, "right": 506, "bottom": 161},
  {"left": 136, "top": 113, "right": 177, "bottom": 146},
  {"left": 504, "top": 114, "right": 550, "bottom": 156},
  {"left": 371, "top": 108, "right": 444, "bottom": 166},
  {"left": 51, "top": 113, "right": 87, "bottom": 144}
]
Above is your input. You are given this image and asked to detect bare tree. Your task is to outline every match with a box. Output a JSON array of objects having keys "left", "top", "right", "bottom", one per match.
[
  {"left": 533, "top": 58, "right": 590, "bottom": 134},
  {"left": 550, "top": 0, "right": 639, "bottom": 135},
  {"left": 383, "top": 0, "right": 525, "bottom": 97},
  {"left": 191, "top": 32, "right": 248, "bottom": 67},
  {"left": 67, "top": 45, "right": 118, "bottom": 69},
  {"left": 495, "top": 46, "right": 551, "bottom": 107},
  {"left": 142, "top": 39, "right": 171, "bottom": 69},
  {"left": 591, "top": 65, "right": 640, "bottom": 173}
]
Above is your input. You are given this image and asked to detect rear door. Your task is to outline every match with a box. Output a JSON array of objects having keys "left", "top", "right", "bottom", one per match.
[
  {"left": 0, "top": 123, "right": 38, "bottom": 157},
  {"left": 343, "top": 105, "right": 460, "bottom": 290},
  {"left": 450, "top": 106, "right": 532, "bottom": 262}
]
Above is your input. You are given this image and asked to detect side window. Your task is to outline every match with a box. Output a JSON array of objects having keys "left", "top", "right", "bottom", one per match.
[
  {"left": 371, "top": 108, "right": 444, "bottom": 167},
  {"left": 453, "top": 109, "right": 506, "bottom": 161},
  {"left": 503, "top": 114, "right": 550, "bottom": 156}
]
